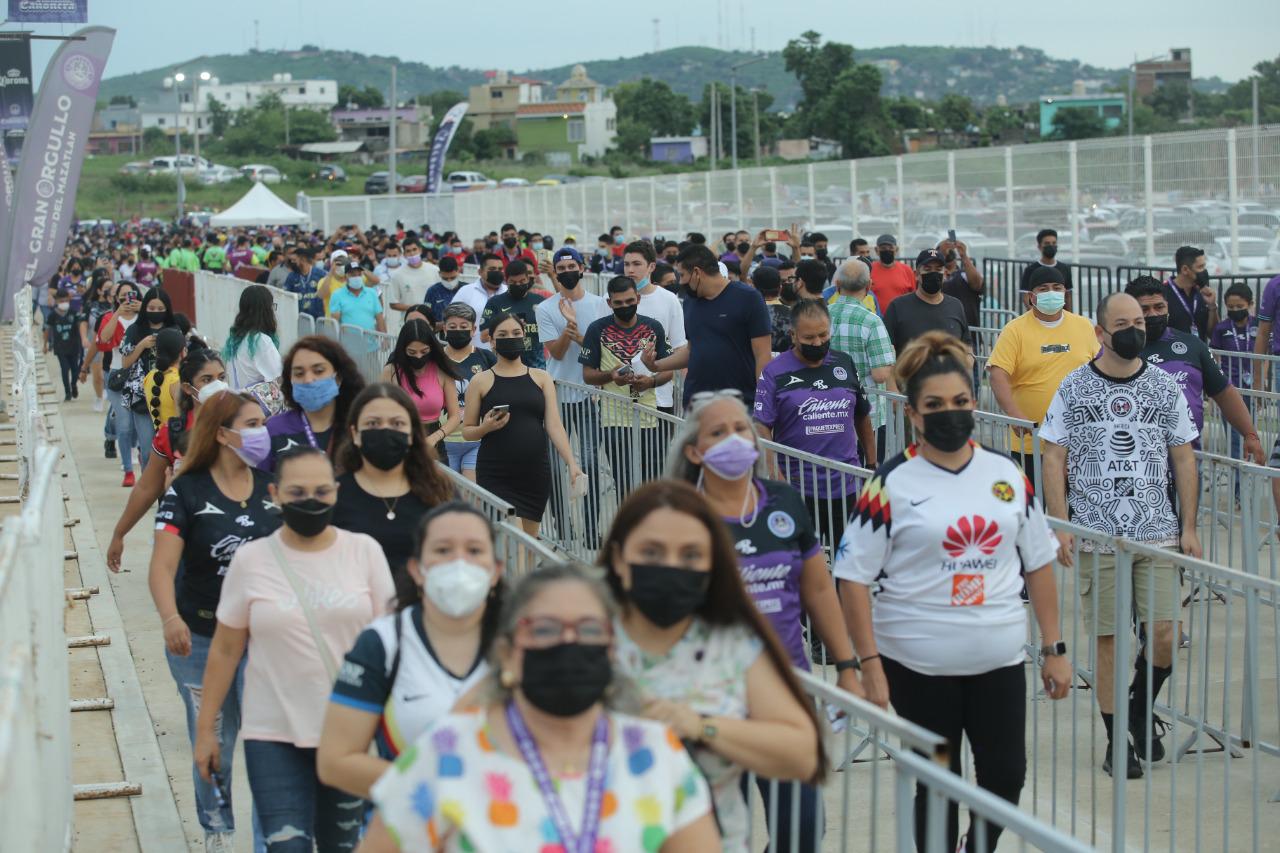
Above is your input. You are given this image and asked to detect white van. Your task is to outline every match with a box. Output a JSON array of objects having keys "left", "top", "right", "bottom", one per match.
[{"left": 446, "top": 171, "right": 496, "bottom": 192}]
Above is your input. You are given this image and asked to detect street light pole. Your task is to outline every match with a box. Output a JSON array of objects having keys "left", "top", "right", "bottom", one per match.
[
  {"left": 193, "top": 70, "right": 210, "bottom": 166},
  {"left": 751, "top": 88, "right": 761, "bottom": 167},
  {"left": 172, "top": 73, "right": 186, "bottom": 219},
  {"left": 729, "top": 55, "right": 766, "bottom": 170}
]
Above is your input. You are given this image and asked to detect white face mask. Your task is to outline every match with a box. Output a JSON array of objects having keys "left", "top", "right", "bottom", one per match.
[
  {"left": 384, "top": 256, "right": 402, "bottom": 268},
  {"left": 439, "top": 276, "right": 460, "bottom": 291},
  {"left": 423, "top": 558, "right": 492, "bottom": 618},
  {"left": 196, "top": 379, "right": 229, "bottom": 404},
  {"left": 56, "top": 302, "right": 70, "bottom": 312}
]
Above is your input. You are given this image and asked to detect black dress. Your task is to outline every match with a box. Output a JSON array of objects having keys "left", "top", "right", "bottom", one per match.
[
  {"left": 476, "top": 370, "right": 551, "bottom": 522},
  {"left": 333, "top": 471, "right": 432, "bottom": 576}
]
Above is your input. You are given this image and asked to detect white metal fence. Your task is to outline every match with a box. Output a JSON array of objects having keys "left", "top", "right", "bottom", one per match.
[
  {"left": 0, "top": 287, "right": 72, "bottom": 851},
  {"left": 194, "top": 270, "right": 301, "bottom": 356}
]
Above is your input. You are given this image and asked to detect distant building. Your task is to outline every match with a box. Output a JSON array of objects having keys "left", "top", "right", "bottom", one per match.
[
  {"left": 515, "top": 65, "right": 616, "bottom": 166},
  {"left": 649, "top": 135, "right": 708, "bottom": 164},
  {"left": 1038, "top": 93, "right": 1126, "bottom": 138},
  {"left": 467, "top": 70, "right": 546, "bottom": 132},
  {"left": 774, "top": 137, "right": 841, "bottom": 161},
  {"left": 332, "top": 106, "right": 433, "bottom": 156},
  {"left": 88, "top": 105, "right": 142, "bottom": 155},
  {"left": 1135, "top": 48, "right": 1192, "bottom": 99},
  {"left": 139, "top": 73, "right": 337, "bottom": 137}
]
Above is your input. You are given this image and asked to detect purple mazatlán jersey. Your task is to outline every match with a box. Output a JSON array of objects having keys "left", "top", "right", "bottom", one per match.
[
  {"left": 725, "top": 479, "right": 822, "bottom": 670},
  {"left": 754, "top": 348, "right": 870, "bottom": 498},
  {"left": 1141, "top": 327, "right": 1228, "bottom": 438}
]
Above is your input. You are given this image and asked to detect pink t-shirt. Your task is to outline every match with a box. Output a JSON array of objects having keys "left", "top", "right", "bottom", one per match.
[
  {"left": 216, "top": 527, "right": 394, "bottom": 746},
  {"left": 398, "top": 361, "right": 444, "bottom": 423}
]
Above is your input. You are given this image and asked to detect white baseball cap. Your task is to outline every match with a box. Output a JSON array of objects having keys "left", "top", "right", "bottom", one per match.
[{"left": 330, "top": 249, "right": 349, "bottom": 263}]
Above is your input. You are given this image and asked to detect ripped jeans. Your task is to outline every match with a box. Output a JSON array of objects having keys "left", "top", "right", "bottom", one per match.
[
  {"left": 165, "top": 629, "right": 260, "bottom": 845},
  {"left": 243, "top": 740, "right": 365, "bottom": 851}
]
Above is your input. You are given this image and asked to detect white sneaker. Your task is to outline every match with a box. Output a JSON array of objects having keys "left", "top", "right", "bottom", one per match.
[
  {"left": 92, "top": 397, "right": 104, "bottom": 413},
  {"left": 204, "top": 833, "right": 234, "bottom": 853}
]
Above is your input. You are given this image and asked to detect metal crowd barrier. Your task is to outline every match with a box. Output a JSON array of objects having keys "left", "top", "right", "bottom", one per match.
[
  {"left": 435, "top": 462, "right": 515, "bottom": 524},
  {"left": 195, "top": 270, "right": 301, "bottom": 354},
  {"left": 0, "top": 287, "right": 73, "bottom": 850}
]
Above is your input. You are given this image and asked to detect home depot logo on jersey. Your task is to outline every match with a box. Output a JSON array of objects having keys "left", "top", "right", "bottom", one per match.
[{"left": 951, "top": 574, "right": 985, "bottom": 606}]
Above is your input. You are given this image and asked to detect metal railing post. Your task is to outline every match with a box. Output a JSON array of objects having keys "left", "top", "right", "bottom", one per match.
[
  {"left": 1143, "top": 136, "right": 1155, "bottom": 265},
  {"left": 1228, "top": 127, "right": 1239, "bottom": 275},
  {"left": 1004, "top": 146, "right": 1015, "bottom": 257},
  {"left": 1110, "top": 544, "right": 1133, "bottom": 853},
  {"left": 1068, "top": 141, "right": 1079, "bottom": 264}
]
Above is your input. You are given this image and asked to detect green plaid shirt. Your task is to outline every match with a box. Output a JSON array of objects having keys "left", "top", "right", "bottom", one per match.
[{"left": 829, "top": 295, "right": 896, "bottom": 427}]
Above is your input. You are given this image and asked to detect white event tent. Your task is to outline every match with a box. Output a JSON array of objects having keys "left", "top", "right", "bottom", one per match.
[{"left": 209, "top": 182, "right": 308, "bottom": 227}]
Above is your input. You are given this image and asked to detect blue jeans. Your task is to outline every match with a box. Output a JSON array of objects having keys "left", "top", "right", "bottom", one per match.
[
  {"left": 165, "top": 631, "right": 256, "bottom": 843},
  {"left": 741, "top": 775, "right": 824, "bottom": 853},
  {"left": 130, "top": 406, "right": 156, "bottom": 471},
  {"left": 243, "top": 740, "right": 365, "bottom": 852},
  {"left": 107, "top": 384, "right": 137, "bottom": 473},
  {"left": 444, "top": 439, "right": 481, "bottom": 471}
]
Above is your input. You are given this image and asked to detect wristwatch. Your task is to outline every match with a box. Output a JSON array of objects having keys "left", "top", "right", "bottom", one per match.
[
  {"left": 697, "top": 715, "right": 718, "bottom": 744},
  {"left": 1040, "top": 641, "right": 1067, "bottom": 658},
  {"left": 835, "top": 659, "right": 860, "bottom": 673}
]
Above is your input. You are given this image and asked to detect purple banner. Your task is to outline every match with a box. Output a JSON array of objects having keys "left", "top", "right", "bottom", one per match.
[
  {"left": 426, "top": 101, "right": 468, "bottom": 194},
  {"left": 1, "top": 25, "right": 114, "bottom": 319},
  {"left": 6, "top": 0, "right": 87, "bottom": 23}
]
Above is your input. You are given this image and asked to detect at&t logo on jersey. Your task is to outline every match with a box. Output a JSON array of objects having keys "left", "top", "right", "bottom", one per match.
[{"left": 941, "top": 516, "right": 1001, "bottom": 572}]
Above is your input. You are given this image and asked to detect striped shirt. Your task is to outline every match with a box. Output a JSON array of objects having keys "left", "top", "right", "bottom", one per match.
[{"left": 830, "top": 295, "right": 896, "bottom": 427}]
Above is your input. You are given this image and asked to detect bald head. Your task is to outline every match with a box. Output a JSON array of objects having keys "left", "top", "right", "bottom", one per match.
[{"left": 1097, "top": 292, "right": 1142, "bottom": 331}]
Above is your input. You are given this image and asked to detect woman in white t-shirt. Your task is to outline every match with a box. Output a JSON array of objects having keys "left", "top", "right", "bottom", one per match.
[
  {"left": 835, "top": 331, "right": 1071, "bottom": 853},
  {"left": 318, "top": 502, "right": 504, "bottom": 798},
  {"left": 194, "top": 447, "right": 394, "bottom": 851},
  {"left": 223, "top": 284, "right": 283, "bottom": 390}
]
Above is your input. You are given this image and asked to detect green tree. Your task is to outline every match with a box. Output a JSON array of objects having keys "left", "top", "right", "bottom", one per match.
[
  {"left": 782, "top": 30, "right": 854, "bottom": 137},
  {"left": 886, "top": 96, "right": 927, "bottom": 129},
  {"left": 1051, "top": 107, "right": 1106, "bottom": 140},
  {"left": 337, "top": 83, "right": 384, "bottom": 109},
  {"left": 700, "top": 82, "right": 781, "bottom": 162},
  {"left": 937, "top": 94, "right": 977, "bottom": 132},
  {"left": 471, "top": 125, "right": 516, "bottom": 161},
  {"left": 980, "top": 105, "right": 1025, "bottom": 142},
  {"left": 204, "top": 94, "right": 231, "bottom": 137},
  {"left": 1147, "top": 80, "right": 1191, "bottom": 122},
  {"left": 142, "top": 126, "right": 167, "bottom": 154},
  {"left": 780, "top": 31, "right": 894, "bottom": 155},
  {"left": 222, "top": 92, "right": 336, "bottom": 156},
  {"left": 612, "top": 79, "right": 696, "bottom": 156}
]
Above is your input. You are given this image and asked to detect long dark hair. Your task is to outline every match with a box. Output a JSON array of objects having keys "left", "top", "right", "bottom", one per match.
[
  {"left": 335, "top": 383, "right": 452, "bottom": 506},
  {"left": 598, "top": 479, "right": 828, "bottom": 783},
  {"left": 224, "top": 284, "right": 279, "bottom": 362},
  {"left": 167, "top": 349, "right": 226, "bottom": 459},
  {"left": 148, "top": 328, "right": 186, "bottom": 430},
  {"left": 394, "top": 502, "right": 506, "bottom": 653},
  {"left": 279, "top": 335, "right": 366, "bottom": 457},
  {"left": 140, "top": 286, "right": 174, "bottom": 326},
  {"left": 388, "top": 319, "right": 457, "bottom": 395}
]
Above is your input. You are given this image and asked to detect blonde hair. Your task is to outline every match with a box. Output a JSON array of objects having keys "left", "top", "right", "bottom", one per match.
[{"left": 894, "top": 331, "right": 974, "bottom": 406}]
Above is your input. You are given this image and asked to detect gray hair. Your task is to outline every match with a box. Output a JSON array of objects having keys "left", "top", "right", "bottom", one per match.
[
  {"left": 663, "top": 392, "right": 769, "bottom": 483},
  {"left": 484, "top": 562, "right": 640, "bottom": 712},
  {"left": 833, "top": 259, "right": 870, "bottom": 293}
]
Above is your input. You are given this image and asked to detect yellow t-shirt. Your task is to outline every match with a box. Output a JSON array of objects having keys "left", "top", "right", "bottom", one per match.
[
  {"left": 987, "top": 310, "right": 1100, "bottom": 453},
  {"left": 317, "top": 275, "right": 344, "bottom": 317},
  {"left": 143, "top": 366, "right": 181, "bottom": 430}
]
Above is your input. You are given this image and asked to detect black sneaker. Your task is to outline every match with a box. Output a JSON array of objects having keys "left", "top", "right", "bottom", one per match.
[
  {"left": 1102, "top": 741, "right": 1144, "bottom": 778},
  {"left": 1130, "top": 712, "right": 1169, "bottom": 763},
  {"left": 104, "top": 440, "right": 117, "bottom": 459}
]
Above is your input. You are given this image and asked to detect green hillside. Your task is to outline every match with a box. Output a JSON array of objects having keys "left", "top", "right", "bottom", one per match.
[{"left": 98, "top": 44, "right": 1234, "bottom": 112}]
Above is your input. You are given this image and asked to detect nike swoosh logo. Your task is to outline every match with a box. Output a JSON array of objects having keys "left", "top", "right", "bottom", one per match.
[
  {"left": 401, "top": 694, "right": 430, "bottom": 703},
  {"left": 910, "top": 497, "right": 933, "bottom": 506}
]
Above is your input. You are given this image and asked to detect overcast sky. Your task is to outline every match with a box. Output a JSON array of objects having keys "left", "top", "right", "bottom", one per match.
[{"left": 14, "top": 0, "right": 1275, "bottom": 84}]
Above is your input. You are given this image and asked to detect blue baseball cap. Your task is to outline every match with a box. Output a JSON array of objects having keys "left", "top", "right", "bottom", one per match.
[{"left": 553, "top": 246, "right": 584, "bottom": 266}]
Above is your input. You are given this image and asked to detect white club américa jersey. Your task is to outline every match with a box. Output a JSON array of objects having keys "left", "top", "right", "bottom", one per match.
[{"left": 834, "top": 443, "right": 1058, "bottom": 676}]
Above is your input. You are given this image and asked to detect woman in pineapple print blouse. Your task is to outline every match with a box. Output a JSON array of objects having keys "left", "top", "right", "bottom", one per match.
[{"left": 361, "top": 563, "right": 719, "bottom": 852}]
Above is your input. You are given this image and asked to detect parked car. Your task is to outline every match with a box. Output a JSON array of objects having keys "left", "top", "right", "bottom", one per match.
[
  {"left": 1206, "top": 236, "right": 1276, "bottom": 274},
  {"left": 240, "top": 164, "right": 283, "bottom": 184},
  {"left": 446, "top": 171, "right": 496, "bottom": 192},
  {"left": 396, "top": 175, "right": 429, "bottom": 193},
  {"left": 148, "top": 155, "right": 210, "bottom": 175},
  {"left": 197, "top": 164, "right": 241, "bottom": 186},
  {"left": 364, "top": 171, "right": 389, "bottom": 194},
  {"left": 118, "top": 161, "right": 150, "bottom": 176},
  {"left": 311, "top": 164, "right": 347, "bottom": 183},
  {"left": 499, "top": 177, "right": 530, "bottom": 188}
]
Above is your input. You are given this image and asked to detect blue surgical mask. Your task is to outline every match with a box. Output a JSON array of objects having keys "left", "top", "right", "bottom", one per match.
[
  {"left": 291, "top": 376, "right": 340, "bottom": 412},
  {"left": 1034, "top": 291, "right": 1066, "bottom": 314}
]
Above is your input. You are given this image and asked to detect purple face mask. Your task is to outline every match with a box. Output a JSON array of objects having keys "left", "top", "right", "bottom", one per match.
[
  {"left": 230, "top": 425, "right": 271, "bottom": 468},
  {"left": 699, "top": 433, "right": 759, "bottom": 480}
]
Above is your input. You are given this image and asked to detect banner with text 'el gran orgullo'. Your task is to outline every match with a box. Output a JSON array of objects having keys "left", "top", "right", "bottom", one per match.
[{"left": 2, "top": 26, "right": 114, "bottom": 319}]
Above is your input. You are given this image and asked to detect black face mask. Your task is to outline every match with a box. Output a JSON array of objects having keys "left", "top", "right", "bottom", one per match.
[
  {"left": 1143, "top": 314, "right": 1168, "bottom": 342},
  {"left": 920, "top": 272, "right": 944, "bottom": 294},
  {"left": 520, "top": 642, "right": 612, "bottom": 717},
  {"left": 736, "top": 242, "right": 751, "bottom": 255},
  {"left": 145, "top": 311, "right": 167, "bottom": 325},
  {"left": 494, "top": 337, "right": 525, "bottom": 360},
  {"left": 613, "top": 304, "right": 638, "bottom": 323},
  {"left": 507, "top": 283, "right": 531, "bottom": 300},
  {"left": 485, "top": 269, "right": 505, "bottom": 287},
  {"left": 444, "top": 330, "right": 471, "bottom": 349},
  {"left": 815, "top": 247, "right": 828, "bottom": 258},
  {"left": 1041, "top": 244, "right": 1058, "bottom": 259},
  {"left": 1107, "top": 326, "right": 1146, "bottom": 360},
  {"left": 780, "top": 282, "right": 798, "bottom": 302},
  {"left": 921, "top": 409, "right": 974, "bottom": 453},
  {"left": 502, "top": 236, "right": 518, "bottom": 249},
  {"left": 799, "top": 340, "right": 830, "bottom": 362},
  {"left": 556, "top": 271, "right": 581, "bottom": 290},
  {"left": 406, "top": 353, "right": 431, "bottom": 371},
  {"left": 1228, "top": 308, "right": 1250, "bottom": 324},
  {"left": 626, "top": 564, "right": 710, "bottom": 628},
  {"left": 1194, "top": 269, "right": 1210, "bottom": 288},
  {"left": 358, "top": 428, "right": 411, "bottom": 471},
  {"left": 280, "top": 498, "right": 334, "bottom": 538},
  {"left": 878, "top": 249, "right": 895, "bottom": 265}
]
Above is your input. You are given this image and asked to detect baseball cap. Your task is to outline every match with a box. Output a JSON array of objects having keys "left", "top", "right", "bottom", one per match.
[
  {"left": 1024, "top": 265, "right": 1069, "bottom": 291},
  {"left": 553, "top": 246, "right": 584, "bottom": 266},
  {"left": 330, "top": 249, "right": 349, "bottom": 263},
  {"left": 875, "top": 234, "right": 897, "bottom": 247},
  {"left": 915, "top": 248, "right": 945, "bottom": 267}
]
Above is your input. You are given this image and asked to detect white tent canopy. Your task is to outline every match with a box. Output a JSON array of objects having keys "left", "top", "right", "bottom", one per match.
[{"left": 209, "top": 182, "right": 308, "bottom": 227}]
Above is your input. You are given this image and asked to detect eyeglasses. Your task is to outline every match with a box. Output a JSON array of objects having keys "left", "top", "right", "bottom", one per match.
[
  {"left": 689, "top": 389, "right": 744, "bottom": 406},
  {"left": 514, "top": 616, "right": 612, "bottom": 649}
]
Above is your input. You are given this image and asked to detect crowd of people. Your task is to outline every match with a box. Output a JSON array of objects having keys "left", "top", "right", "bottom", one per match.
[{"left": 40, "top": 212, "right": 1280, "bottom": 852}]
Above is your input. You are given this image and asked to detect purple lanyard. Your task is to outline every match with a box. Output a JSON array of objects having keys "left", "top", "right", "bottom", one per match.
[
  {"left": 1231, "top": 327, "right": 1251, "bottom": 354},
  {"left": 300, "top": 414, "right": 318, "bottom": 449},
  {"left": 1168, "top": 279, "right": 1197, "bottom": 320},
  {"left": 506, "top": 701, "right": 609, "bottom": 853}
]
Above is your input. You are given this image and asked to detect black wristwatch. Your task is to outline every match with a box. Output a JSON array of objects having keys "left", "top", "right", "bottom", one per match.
[
  {"left": 835, "top": 659, "right": 860, "bottom": 673},
  {"left": 1040, "top": 641, "right": 1067, "bottom": 658}
]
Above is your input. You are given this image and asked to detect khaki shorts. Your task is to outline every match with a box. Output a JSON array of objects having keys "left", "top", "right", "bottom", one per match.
[{"left": 1078, "top": 550, "right": 1180, "bottom": 636}]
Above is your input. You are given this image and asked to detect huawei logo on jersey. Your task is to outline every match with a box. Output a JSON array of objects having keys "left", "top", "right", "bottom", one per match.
[{"left": 943, "top": 516, "right": 1003, "bottom": 558}]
